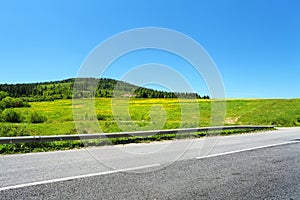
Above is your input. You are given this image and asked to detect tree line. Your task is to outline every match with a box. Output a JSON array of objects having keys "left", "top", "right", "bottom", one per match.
[{"left": 0, "top": 78, "right": 209, "bottom": 101}]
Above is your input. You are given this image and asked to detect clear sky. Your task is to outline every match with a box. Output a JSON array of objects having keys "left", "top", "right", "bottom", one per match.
[{"left": 0, "top": 0, "right": 299, "bottom": 98}]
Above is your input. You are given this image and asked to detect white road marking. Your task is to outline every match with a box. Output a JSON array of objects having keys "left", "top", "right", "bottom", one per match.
[
  {"left": 1, "top": 140, "right": 299, "bottom": 192},
  {"left": 197, "top": 140, "right": 300, "bottom": 160},
  {"left": 0, "top": 164, "right": 161, "bottom": 192}
]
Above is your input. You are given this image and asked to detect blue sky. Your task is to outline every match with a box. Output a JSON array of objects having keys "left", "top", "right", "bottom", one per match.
[{"left": 0, "top": 0, "right": 299, "bottom": 98}]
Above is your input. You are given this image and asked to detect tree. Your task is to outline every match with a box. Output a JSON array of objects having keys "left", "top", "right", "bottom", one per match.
[{"left": 0, "top": 91, "right": 8, "bottom": 101}]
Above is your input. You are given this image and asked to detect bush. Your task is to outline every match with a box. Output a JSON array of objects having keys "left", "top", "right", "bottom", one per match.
[
  {"left": 2, "top": 109, "right": 23, "bottom": 123},
  {"left": 97, "top": 114, "right": 107, "bottom": 120},
  {"left": 29, "top": 111, "right": 47, "bottom": 123},
  {"left": 0, "top": 124, "right": 30, "bottom": 137},
  {"left": 13, "top": 98, "right": 30, "bottom": 108},
  {"left": 0, "top": 91, "right": 8, "bottom": 101},
  {"left": 0, "top": 97, "right": 30, "bottom": 109},
  {"left": 0, "top": 101, "right": 5, "bottom": 110},
  {"left": 1, "top": 97, "right": 16, "bottom": 108}
]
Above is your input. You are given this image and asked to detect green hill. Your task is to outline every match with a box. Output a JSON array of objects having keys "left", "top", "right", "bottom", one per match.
[{"left": 0, "top": 78, "right": 208, "bottom": 101}]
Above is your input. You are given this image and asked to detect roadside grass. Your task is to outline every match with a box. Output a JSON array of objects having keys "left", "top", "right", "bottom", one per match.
[
  {"left": 225, "top": 99, "right": 300, "bottom": 126},
  {"left": 0, "top": 128, "right": 274, "bottom": 155}
]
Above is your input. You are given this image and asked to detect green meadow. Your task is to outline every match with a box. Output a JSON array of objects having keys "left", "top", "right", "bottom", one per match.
[{"left": 1, "top": 98, "right": 300, "bottom": 137}]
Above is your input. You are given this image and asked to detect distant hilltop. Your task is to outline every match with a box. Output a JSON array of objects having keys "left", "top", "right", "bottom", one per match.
[{"left": 0, "top": 78, "right": 209, "bottom": 102}]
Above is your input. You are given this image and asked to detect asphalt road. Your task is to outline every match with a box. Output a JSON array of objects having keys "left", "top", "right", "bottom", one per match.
[{"left": 0, "top": 127, "right": 299, "bottom": 199}]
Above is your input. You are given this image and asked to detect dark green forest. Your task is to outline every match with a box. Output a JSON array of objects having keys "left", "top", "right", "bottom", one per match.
[{"left": 0, "top": 78, "right": 209, "bottom": 101}]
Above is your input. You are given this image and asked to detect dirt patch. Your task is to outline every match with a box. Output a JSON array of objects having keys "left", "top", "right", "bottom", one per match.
[{"left": 225, "top": 116, "right": 241, "bottom": 124}]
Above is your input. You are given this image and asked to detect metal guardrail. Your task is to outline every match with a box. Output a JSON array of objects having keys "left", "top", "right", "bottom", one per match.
[{"left": 0, "top": 125, "right": 274, "bottom": 144}]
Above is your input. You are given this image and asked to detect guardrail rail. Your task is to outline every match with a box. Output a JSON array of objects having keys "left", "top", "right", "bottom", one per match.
[{"left": 0, "top": 125, "right": 275, "bottom": 144}]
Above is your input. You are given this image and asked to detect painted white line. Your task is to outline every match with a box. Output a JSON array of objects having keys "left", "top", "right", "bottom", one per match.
[
  {"left": 1, "top": 141, "right": 299, "bottom": 191},
  {"left": 0, "top": 163, "right": 160, "bottom": 192},
  {"left": 197, "top": 140, "right": 300, "bottom": 160}
]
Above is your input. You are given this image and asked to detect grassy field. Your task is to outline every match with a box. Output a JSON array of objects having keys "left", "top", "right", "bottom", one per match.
[
  {"left": 0, "top": 98, "right": 299, "bottom": 137},
  {"left": 1, "top": 97, "right": 297, "bottom": 154}
]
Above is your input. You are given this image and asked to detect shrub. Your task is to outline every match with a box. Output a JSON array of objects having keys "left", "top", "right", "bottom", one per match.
[
  {"left": 0, "top": 124, "right": 30, "bottom": 137},
  {"left": 1, "top": 97, "right": 15, "bottom": 108},
  {"left": 0, "top": 91, "right": 8, "bottom": 101},
  {"left": 13, "top": 98, "right": 31, "bottom": 108},
  {"left": 2, "top": 109, "right": 23, "bottom": 123},
  {"left": 0, "top": 101, "right": 4, "bottom": 110},
  {"left": 0, "top": 97, "right": 30, "bottom": 109},
  {"left": 29, "top": 111, "right": 47, "bottom": 123},
  {"left": 96, "top": 114, "right": 107, "bottom": 120}
]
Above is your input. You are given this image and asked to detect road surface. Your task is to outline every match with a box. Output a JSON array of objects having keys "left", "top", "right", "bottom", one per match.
[{"left": 0, "top": 127, "right": 299, "bottom": 199}]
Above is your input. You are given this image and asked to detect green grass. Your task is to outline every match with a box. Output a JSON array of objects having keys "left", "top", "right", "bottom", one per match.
[
  {"left": 0, "top": 98, "right": 299, "bottom": 137},
  {"left": 0, "top": 128, "right": 274, "bottom": 154},
  {"left": 225, "top": 99, "right": 300, "bottom": 126}
]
